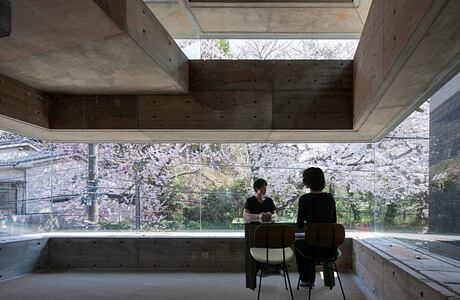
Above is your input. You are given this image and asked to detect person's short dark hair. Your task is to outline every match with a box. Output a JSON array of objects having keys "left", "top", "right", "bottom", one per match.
[
  {"left": 302, "top": 167, "right": 326, "bottom": 191},
  {"left": 253, "top": 179, "right": 268, "bottom": 192}
]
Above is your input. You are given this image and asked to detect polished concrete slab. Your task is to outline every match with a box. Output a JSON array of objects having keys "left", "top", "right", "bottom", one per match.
[{"left": 0, "top": 271, "right": 368, "bottom": 300}]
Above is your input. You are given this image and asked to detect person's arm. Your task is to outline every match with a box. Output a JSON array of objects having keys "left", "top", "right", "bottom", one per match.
[
  {"left": 243, "top": 208, "right": 261, "bottom": 223},
  {"left": 261, "top": 210, "right": 277, "bottom": 223},
  {"left": 296, "top": 196, "right": 305, "bottom": 229},
  {"left": 331, "top": 195, "right": 337, "bottom": 223}
]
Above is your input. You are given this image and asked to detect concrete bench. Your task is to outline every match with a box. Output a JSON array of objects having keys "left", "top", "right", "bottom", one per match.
[{"left": 353, "top": 236, "right": 460, "bottom": 299}]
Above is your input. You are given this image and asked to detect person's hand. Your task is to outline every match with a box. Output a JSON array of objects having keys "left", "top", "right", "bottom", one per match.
[{"left": 260, "top": 212, "right": 272, "bottom": 223}]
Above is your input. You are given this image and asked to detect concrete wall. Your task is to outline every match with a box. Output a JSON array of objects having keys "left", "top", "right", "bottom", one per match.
[
  {"left": 0, "top": 235, "right": 352, "bottom": 283},
  {"left": 48, "top": 237, "right": 245, "bottom": 271},
  {"left": 0, "top": 236, "right": 48, "bottom": 281},
  {"left": 48, "top": 236, "right": 353, "bottom": 272}
]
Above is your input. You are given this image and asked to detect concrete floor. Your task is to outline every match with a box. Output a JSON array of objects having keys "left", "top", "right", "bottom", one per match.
[{"left": 0, "top": 271, "right": 369, "bottom": 300}]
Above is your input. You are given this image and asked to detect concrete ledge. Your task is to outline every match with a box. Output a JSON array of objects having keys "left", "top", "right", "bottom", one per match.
[
  {"left": 0, "top": 236, "right": 48, "bottom": 282},
  {"left": 0, "top": 233, "right": 352, "bottom": 279},
  {"left": 353, "top": 237, "right": 460, "bottom": 299},
  {"left": 47, "top": 235, "right": 352, "bottom": 272}
]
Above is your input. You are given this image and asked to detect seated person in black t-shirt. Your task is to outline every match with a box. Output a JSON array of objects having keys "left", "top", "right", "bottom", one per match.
[
  {"left": 295, "top": 167, "right": 337, "bottom": 288},
  {"left": 243, "top": 178, "right": 277, "bottom": 223}
]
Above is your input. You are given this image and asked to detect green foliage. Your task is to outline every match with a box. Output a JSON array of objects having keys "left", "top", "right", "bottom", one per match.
[
  {"left": 384, "top": 203, "right": 398, "bottom": 226},
  {"left": 201, "top": 179, "right": 246, "bottom": 230},
  {"left": 216, "top": 40, "right": 231, "bottom": 57},
  {"left": 158, "top": 179, "right": 246, "bottom": 230},
  {"left": 334, "top": 187, "right": 375, "bottom": 230},
  {"left": 99, "top": 222, "right": 133, "bottom": 230}
]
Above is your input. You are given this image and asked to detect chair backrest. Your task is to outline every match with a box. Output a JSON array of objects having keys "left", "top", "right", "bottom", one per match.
[
  {"left": 254, "top": 224, "right": 295, "bottom": 248},
  {"left": 305, "top": 223, "right": 345, "bottom": 248}
]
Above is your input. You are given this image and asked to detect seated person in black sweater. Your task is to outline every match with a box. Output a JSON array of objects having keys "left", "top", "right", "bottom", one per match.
[
  {"left": 243, "top": 179, "right": 277, "bottom": 223},
  {"left": 295, "top": 167, "right": 337, "bottom": 287}
]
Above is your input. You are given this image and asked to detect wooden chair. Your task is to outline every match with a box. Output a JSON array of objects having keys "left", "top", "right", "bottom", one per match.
[
  {"left": 296, "top": 223, "right": 346, "bottom": 300},
  {"left": 250, "top": 224, "right": 296, "bottom": 300}
]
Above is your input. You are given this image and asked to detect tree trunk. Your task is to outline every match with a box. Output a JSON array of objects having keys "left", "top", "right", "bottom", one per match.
[
  {"left": 135, "top": 173, "right": 141, "bottom": 229},
  {"left": 87, "top": 144, "right": 98, "bottom": 223}
]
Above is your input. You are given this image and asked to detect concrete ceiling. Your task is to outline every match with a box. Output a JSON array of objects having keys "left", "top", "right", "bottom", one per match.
[
  {"left": 0, "top": 0, "right": 188, "bottom": 93},
  {"left": 145, "top": 0, "right": 373, "bottom": 39},
  {"left": 0, "top": 0, "right": 459, "bottom": 143}
]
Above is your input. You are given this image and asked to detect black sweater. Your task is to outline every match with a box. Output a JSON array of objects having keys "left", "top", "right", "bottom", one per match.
[{"left": 296, "top": 192, "right": 337, "bottom": 229}]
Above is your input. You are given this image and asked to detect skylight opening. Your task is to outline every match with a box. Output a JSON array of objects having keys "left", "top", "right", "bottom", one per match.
[{"left": 175, "top": 39, "right": 359, "bottom": 60}]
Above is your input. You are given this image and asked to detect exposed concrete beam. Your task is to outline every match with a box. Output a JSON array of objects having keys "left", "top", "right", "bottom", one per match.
[
  {"left": 46, "top": 60, "right": 353, "bottom": 141},
  {"left": 145, "top": 1, "right": 202, "bottom": 39},
  {"left": 1, "top": 59, "right": 362, "bottom": 142},
  {"left": 353, "top": 0, "right": 372, "bottom": 26},
  {"left": 0, "top": 0, "right": 188, "bottom": 93},
  {"left": 0, "top": 73, "right": 49, "bottom": 130},
  {"left": 5, "top": 129, "right": 369, "bottom": 143},
  {"left": 191, "top": 6, "right": 363, "bottom": 37},
  {"left": 0, "top": 0, "right": 11, "bottom": 38},
  {"left": 353, "top": 0, "right": 460, "bottom": 141},
  {"left": 199, "top": 32, "right": 362, "bottom": 39},
  {"left": 146, "top": 0, "right": 366, "bottom": 39},
  {"left": 188, "top": 1, "right": 355, "bottom": 7}
]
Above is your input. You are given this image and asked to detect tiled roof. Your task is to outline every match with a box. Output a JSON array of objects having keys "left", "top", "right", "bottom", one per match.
[
  {"left": 0, "top": 150, "right": 75, "bottom": 167},
  {"left": 0, "top": 139, "right": 42, "bottom": 149}
]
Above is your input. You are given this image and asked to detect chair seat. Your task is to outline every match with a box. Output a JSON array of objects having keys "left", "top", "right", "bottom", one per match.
[
  {"left": 298, "top": 248, "right": 341, "bottom": 262},
  {"left": 250, "top": 247, "right": 294, "bottom": 264}
]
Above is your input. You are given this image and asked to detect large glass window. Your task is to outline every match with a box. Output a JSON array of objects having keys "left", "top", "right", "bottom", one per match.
[{"left": 0, "top": 101, "right": 430, "bottom": 235}]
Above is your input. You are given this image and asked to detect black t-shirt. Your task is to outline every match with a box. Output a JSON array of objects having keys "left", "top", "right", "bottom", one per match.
[
  {"left": 296, "top": 192, "right": 337, "bottom": 229},
  {"left": 244, "top": 196, "right": 276, "bottom": 214}
]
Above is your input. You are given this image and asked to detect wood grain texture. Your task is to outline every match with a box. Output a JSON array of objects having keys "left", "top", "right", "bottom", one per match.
[
  {"left": 49, "top": 95, "right": 137, "bottom": 129},
  {"left": 382, "top": 0, "right": 432, "bottom": 77},
  {"left": 0, "top": 73, "right": 49, "bottom": 128},
  {"left": 49, "top": 60, "right": 353, "bottom": 131},
  {"left": 138, "top": 92, "right": 272, "bottom": 129}
]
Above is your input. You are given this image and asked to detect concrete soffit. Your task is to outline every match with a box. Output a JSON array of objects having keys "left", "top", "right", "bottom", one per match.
[
  {"left": 1, "top": 0, "right": 460, "bottom": 143},
  {"left": 145, "top": 0, "right": 372, "bottom": 39}
]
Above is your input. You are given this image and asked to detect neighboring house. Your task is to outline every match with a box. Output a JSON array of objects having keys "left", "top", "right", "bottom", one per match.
[{"left": 0, "top": 140, "right": 87, "bottom": 215}]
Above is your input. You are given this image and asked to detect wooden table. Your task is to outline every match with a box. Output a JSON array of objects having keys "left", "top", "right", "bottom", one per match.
[{"left": 245, "top": 222, "right": 259, "bottom": 290}]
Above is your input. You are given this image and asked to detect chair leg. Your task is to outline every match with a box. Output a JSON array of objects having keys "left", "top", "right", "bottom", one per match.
[
  {"left": 333, "top": 262, "right": 346, "bottom": 300},
  {"left": 283, "top": 265, "right": 288, "bottom": 290},
  {"left": 258, "top": 268, "right": 263, "bottom": 300},
  {"left": 283, "top": 263, "right": 294, "bottom": 300},
  {"left": 297, "top": 274, "right": 300, "bottom": 290},
  {"left": 308, "top": 285, "right": 312, "bottom": 300}
]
